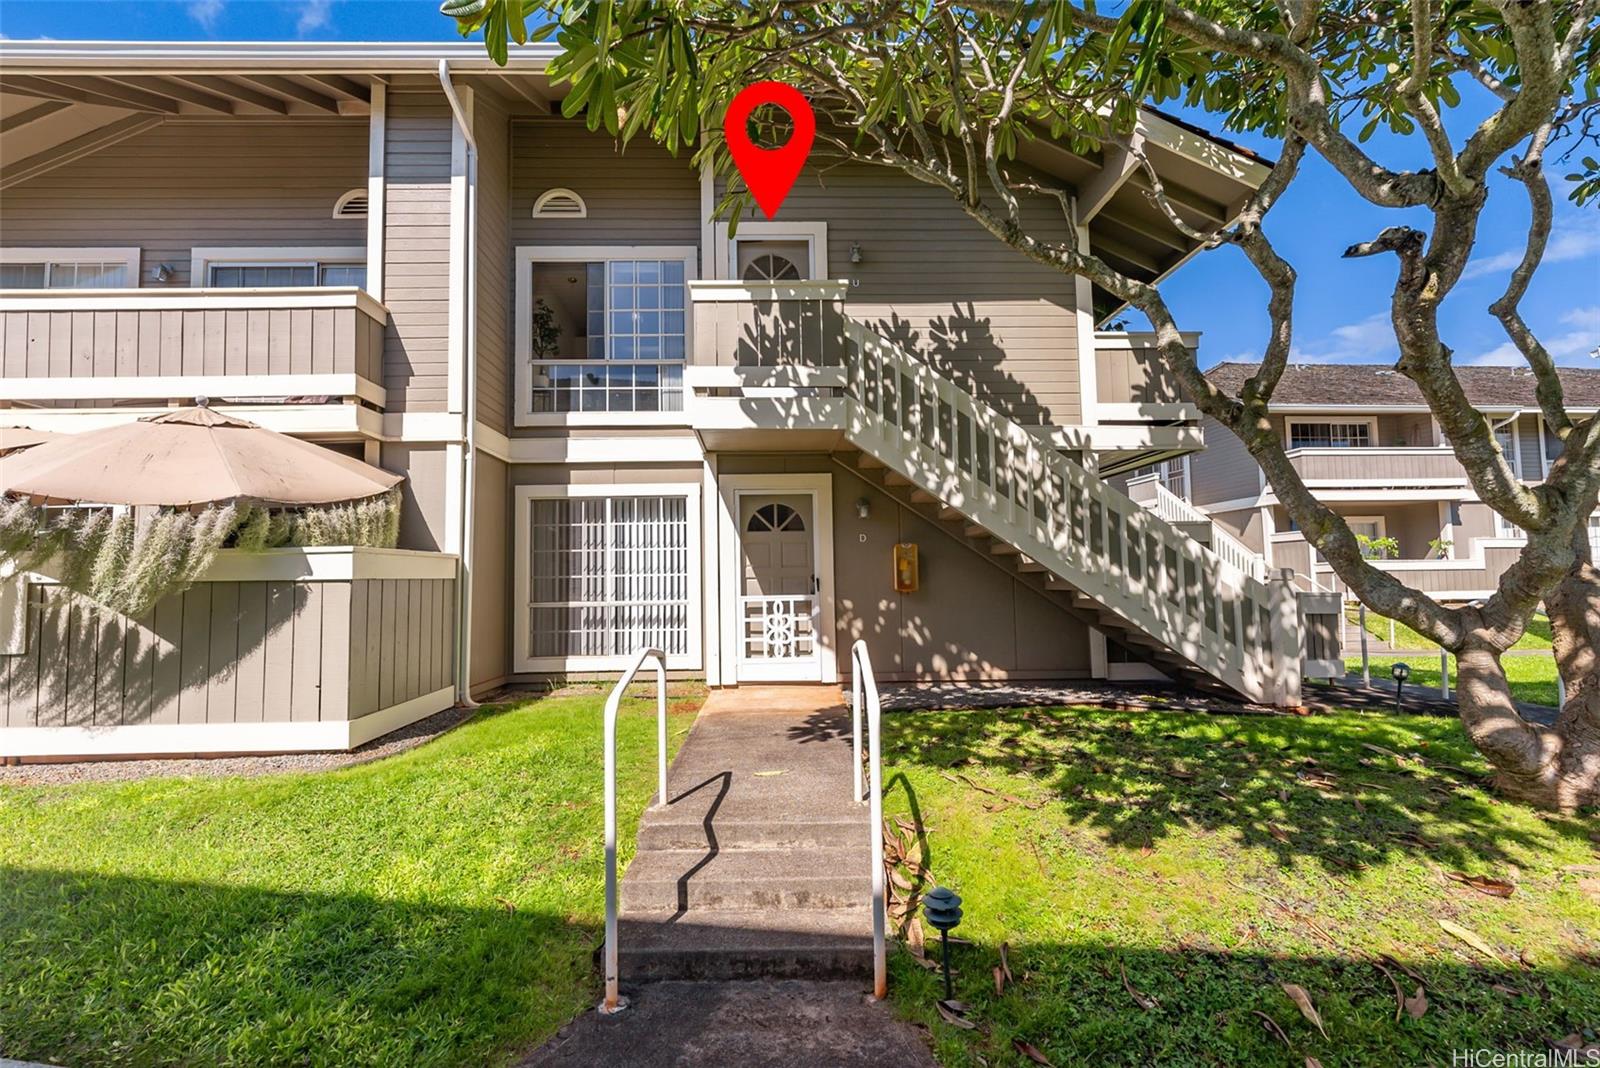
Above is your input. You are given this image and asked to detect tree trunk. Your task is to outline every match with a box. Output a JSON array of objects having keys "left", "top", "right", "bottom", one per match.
[{"left": 1456, "top": 559, "right": 1600, "bottom": 813}]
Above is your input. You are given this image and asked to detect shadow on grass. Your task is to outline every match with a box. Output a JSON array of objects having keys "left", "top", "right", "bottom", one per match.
[
  {"left": 881, "top": 705, "right": 1596, "bottom": 874},
  {"left": 889, "top": 936, "right": 1600, "bottom": 1067},
  {"left": 0, "top": 866, "right": 601, "bottom": 1068}
]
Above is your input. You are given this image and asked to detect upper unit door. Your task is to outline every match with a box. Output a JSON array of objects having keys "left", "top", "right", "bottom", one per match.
[
  {"left": 734, "top": 239, "right": 814, "bottom": 282},
  {"left": 737, "top": 493, "right": 822, "bottom": 681}
]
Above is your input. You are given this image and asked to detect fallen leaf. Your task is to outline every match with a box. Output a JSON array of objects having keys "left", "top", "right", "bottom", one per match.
[
  {"left": 1012, "top": 1038, "right": 1053, "bottom": 1066},
  {"left": 1577, "top": 877, "right": 1600, "bottom": 902},
  {"left": 1490, "top": 983, "right": 1523, "bottom": 997},
  {"left": 936, "top": 1000, "right": 976, "bottom": 1030},
  {"left": 1120, "top": 962, "right": 1158, "bottom": 1010},
  {"left": 1552, "top": 1034, "right": 1600, "bottom": 1054},
  {"left": 1252, "top": 1010, "right": 1290, "bottom": 1047},
  {"left": 889, "top": 867, "right": 914, "bottom": 892},
  {"left": 1306, "top": 1059, "right": 1325, "bottom": 1068},
  {"left": 906, "top": 916, "right": 926, "bottom": 959},
  {"left": 494, "top": 897, "right": 516, "bottom": 913},
  {"left": 1447, "top": 872, "right": 1515, "bottom": 897},
  {"left": 1281, "top": 983, "right": 1328, "bottom": 1038},
  {"left": 753, "top": 770, "right": 787, "bottom": 777},
  {"left": 1438, "top": 919, "right": 1501, "bottom": 962},
  {"left": 999, "top": 942, "right": 1015, "bottom": 984},
  {"left": 1267, "top": 823, "right": 1292, "bottom": 844},
  {"left": 1403, "top": 985, "right": 1428, "bottom": 1019}
]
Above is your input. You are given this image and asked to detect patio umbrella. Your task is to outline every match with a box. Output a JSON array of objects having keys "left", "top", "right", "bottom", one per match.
[
  {"left": 0, "top": 405, "right": 400, "bottom": 508},
  {"left": 0, "top": 426, "right": 60, "bottom": 456}
]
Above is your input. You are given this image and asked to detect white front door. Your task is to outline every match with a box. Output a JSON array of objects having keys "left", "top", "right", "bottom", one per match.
[{"left": 736, "top": 493, "right": 822, "bottom": 681}]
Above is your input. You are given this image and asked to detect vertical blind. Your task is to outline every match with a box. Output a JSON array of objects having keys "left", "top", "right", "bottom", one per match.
[{"left": 527, "top": 495, "right": 691, "bottom": 659}]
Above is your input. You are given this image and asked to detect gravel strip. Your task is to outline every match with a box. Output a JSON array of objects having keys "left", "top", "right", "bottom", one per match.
[{"left": 0, "top": 703, "right": 479, "bottom": 787}]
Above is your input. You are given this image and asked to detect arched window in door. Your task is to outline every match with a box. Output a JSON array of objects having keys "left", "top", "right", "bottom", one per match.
[
  {"left": 745, "top": 503, "right": 806, "bottom": 533},
  {"left": 740, "top": 253, "right": 802, "bottom": 283}
]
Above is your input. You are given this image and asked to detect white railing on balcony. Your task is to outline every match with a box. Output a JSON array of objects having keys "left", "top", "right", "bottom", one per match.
[
  {"left": 1128, "top": 476, "right": 1269, "bottom": 583},
  {"left": 843, "top": 318, "right": 1296, "bottom": 704}
]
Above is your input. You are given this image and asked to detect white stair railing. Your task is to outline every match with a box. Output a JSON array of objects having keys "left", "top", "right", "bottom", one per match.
[
  {"left": 842, "top": 319, "right": 1292, "bottom": 703},
  {"left": 601, "top": 646, "right": 669, "bottom": 1016},
  {"left": 1131, "top": 476, "right": 1269, "bottom": 583},
  {"left": 849, "top": 638, "right": 887, "bottom": 1001}
]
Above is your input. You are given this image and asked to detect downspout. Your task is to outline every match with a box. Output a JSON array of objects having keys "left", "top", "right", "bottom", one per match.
[{"left": 440, "top": 58, "right": 480, "bottom": 708}]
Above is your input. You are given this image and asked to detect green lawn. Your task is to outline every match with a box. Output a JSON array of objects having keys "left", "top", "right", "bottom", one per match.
[
  {"left": 1345, "top": 608, "right": 1552, "bottom": 652},
  {"left": 881, "top": 704, "right": 1600, "bottom": 1067},
  {"left": 1350, "top": 653, "right": 1561, "bottom": 707},
  {"left": 0, "top": 687, "right": 701, "bottom": 1068}
]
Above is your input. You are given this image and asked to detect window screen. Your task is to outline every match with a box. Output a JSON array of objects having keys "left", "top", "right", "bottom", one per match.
[{"left": 526, "top": 495, "right": 691, "bottom": 659}]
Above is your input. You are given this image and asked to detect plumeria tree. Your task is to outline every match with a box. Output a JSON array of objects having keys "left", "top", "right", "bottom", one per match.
[{"left": 446, "top": 0, "right": 1600, "bottom": 810}]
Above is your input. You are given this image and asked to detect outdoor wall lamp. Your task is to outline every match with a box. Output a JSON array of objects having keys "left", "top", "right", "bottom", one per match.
[
  {"left": 856, "top": 497, "right": 871, "bottom": 519},
  {"left": 152, "top": 263, "right": 174, "bottom": 283},
  {"left": 849, "top": 242, "right": 864, "bottom": 264},
  {"left": 1391, "top": 661, "right": 1411, "bottom": 714},
  {"left": 922, "top": 885, "right": 963, "bottom": 1000}
]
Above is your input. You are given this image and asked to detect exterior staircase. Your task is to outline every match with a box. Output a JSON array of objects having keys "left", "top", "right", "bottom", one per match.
[
  {"left": 615, "top": 686, "right": 873, "bottom": 981},
  {"left": 837, "top": 320, "right": 1301, "bottom": 704}
]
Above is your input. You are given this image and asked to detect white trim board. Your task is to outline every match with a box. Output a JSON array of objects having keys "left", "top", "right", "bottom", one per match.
[
  {"left": 0, "top": 285, "right": 386, "bottom": 318},
  {"left": 511, "top": 480, "right": 705, "bottom": 675},
  {"left": 0, "top": 372, "right": 385, "bottom": 406},
  {"left": 0, "top": 687, "right": 454, "bottom": 759}
]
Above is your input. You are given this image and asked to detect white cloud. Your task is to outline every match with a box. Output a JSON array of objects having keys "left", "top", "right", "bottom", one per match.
[
  {"left": 1289, "top": 312, "right": 1398, "bottom": 364},
  {"left": 296, "top": 0, "right": 332, "bottom": 35},
  {"left": 1463, "top": 305, "right": 1600, "bottom": 366},
  {"left": 1462, "top": 226, "right": 1600, "bottom": 280},
  {"left": 187, "top": 0, "right": 224, "bottom": 30}
]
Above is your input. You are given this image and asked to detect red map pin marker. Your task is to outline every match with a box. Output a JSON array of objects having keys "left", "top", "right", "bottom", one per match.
[{"left": 725, "top": 82, "right": 815, "bottom": 220}]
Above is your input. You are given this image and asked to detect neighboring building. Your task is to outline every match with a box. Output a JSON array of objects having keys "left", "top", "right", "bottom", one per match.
[
  {"left": 0, "top": 41, "right": 1338, "bottom": 758},
  {"left": 1187, "top": 362, "right": 1600, "bottom": 602}
]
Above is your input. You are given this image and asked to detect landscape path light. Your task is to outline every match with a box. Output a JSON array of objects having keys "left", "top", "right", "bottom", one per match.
[{"left": 922, "top": 885, "right": 963, "bottom": 1001}]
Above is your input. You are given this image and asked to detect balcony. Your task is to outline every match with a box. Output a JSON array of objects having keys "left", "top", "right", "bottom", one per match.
[
  {"left": 1269, "top": 531, "right": 1522, "bottom": 601},
  {"left": 0, "top": 287, "right": 387, "bottom": 408},
  {"left": 1285, "top": 446, "right": 1469, "bottom": 489}
]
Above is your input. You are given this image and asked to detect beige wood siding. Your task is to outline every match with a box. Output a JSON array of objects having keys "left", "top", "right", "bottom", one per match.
[
  {"left": 510, "top": 119, "right": 702, "bottom": 247},
  {"left": 747, "top": 164, "right": 1082, "bottom": 426},
  {"left": 2, "top": 574, "right": 454, "bottom": 728},
  {"left": 384, "top": 443, "right": 451, "bottom": 552},
  {"left": 475, "top": 97, "right": 512, "bottom": 432},
  {"left": 1097, "top": 344, "right": 1181, "bottom": 403},
  {"left": 383, "top": 92, "right": 453, "bottom": 412},
  {"left": 1191, "top": 417, "right": 1262, "bottom": 507},
  {"left": 1285, "top": 448, "right": 1468, "bottom": 485},
  {"left": 0, "top": 120, "right": 366, "bottom": 286},
  {"left": 0, "top": 301, "right": 383, "bottom": 384}
]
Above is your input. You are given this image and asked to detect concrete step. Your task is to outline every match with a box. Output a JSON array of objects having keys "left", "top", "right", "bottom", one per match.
[
  {"left": 615, "top": 906, "right": 872, "bottom": 980},
  {"left": 637, "top": 814, "right": 865, "bottom": 852},
  {"left": 621, "top": 846, "right": 870, "bottom": 912}
]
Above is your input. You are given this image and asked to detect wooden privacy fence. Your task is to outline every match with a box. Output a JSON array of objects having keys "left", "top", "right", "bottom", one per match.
[{"left": 0, "top": 547, "right": 458, "bottom": 759}]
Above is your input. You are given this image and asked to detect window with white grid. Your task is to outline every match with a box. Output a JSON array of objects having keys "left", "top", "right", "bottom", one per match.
[
  {"left": 525, "top": 495, "right": 691, "bottom": 659},
  {"left": 1288, "top": 421, "right": 1373, "bottom": 449},
  {"left": 0, "top": 255, "right": 135, "bottom": 289}
]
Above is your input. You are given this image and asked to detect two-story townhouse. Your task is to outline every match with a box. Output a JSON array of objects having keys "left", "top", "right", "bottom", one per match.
[
  {"left": 0, "top": 41, "right": 1336, "bottom": 758},
  {"left": 1184, "top": 362, "right": 1600, "bottom": 603}
]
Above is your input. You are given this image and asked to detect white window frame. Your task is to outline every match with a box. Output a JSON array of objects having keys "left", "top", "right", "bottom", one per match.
[
  {"left": 513, "top": 245, "right": 699, "bottom": 427},
  {"left": 512, "top": 482, "right": 703, "bottom": 673},
  {"left": 714, "top": 220, "right": 829, "bottom": 280},
  {"left": 0, "top": 247, "right": 141, "bottom": 289},
  {"left": 1488, "top": 412, "right": 1522, "bottom": 479},
  {"left": 1285, "top": 416, "right": 1378, "bottom": 450},
  {"left": 189, "top": 246, "right": 368, "bottom": 289}
]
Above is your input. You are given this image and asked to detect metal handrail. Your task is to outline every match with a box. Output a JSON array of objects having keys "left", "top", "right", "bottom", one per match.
[
  {"left": 601, "top": 646, "right": 668, "bottom": 1016},
  {"left": 849, "top": 638, "right": 887, "bottom": 1000}
]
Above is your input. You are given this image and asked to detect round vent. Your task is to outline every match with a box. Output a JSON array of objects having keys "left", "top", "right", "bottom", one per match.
[{"left": 533, "top": 188, "right": 588, "bottom": 219}]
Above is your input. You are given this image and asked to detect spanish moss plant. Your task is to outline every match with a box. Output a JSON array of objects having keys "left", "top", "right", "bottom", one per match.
[{"left": 0, "top": 490, "right": 401, "bottom": 617}]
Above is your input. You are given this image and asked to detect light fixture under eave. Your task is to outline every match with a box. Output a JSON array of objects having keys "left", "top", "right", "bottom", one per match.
[
  {"left": 153, "top": 263, "right": 174, "bottom": 283},
  {"left": 856, "top": 497, "right": 871, "bottom": 519},
  {"left": 849, "top": 243, "right": 864, "bottom": 265}
]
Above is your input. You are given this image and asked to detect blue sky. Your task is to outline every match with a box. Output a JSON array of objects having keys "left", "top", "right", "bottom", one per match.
[{"left": 3, "top": 0, "right": 1596, "bottom": 373}]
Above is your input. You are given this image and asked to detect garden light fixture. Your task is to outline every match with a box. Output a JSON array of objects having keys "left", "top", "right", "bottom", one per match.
[
  {"left": 922, "top": 885, "right": 963, "bottom": 1000},
  {"left": 1391, "top": 661, "right": 1411, "bottom": 714}
]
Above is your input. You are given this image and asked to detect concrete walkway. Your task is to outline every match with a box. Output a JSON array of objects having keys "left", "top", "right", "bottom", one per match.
[{"left": 519, "top": 686, "right": 936, "bottom": 1067}]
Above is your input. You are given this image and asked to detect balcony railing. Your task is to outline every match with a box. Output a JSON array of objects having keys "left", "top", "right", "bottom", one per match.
[
  {"left": 1269, "top": 531, "right": 1520, "bottom": 600},
  {"left": 1285, "top": 446, "right": 1468, "bottom": 486},
  {"left": 1094, "top": 331, "right": 1197, "bottom": 421},
  {"left": 0, "top": 287, "right": 387, "bottom": 407}
]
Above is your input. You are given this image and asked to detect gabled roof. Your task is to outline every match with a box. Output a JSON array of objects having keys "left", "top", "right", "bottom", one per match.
[{"left": 1206, "top": 362, "right": 1600, "bottom": 410}]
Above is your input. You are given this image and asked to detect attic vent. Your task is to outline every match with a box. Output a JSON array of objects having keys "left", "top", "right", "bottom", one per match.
[
  {"left": 333, "top": 189, "right": 369, "bottom": 219},
  {"left": 533, "top": 187, "right": 587, "bottom": 219}
]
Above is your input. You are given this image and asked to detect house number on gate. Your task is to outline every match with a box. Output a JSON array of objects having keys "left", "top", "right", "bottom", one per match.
[{"left": 893, "top": 542, "right": 919, "bottom": 593}]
